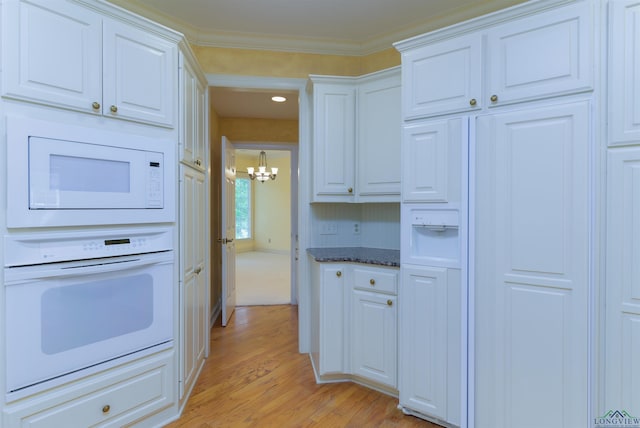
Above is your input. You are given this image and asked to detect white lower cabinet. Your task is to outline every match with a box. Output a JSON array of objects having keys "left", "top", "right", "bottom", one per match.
[
  {"left": 311, "top": 260, "right": 398, "bottom": 390},
  {"left": 351, "top": 290, "right": 397, "bottom": 388},
  {"left": 2, "top": 351, "right": 174, "bottom": 428},
  {"left": 399, "top": 265, "right": 460, "bottom": 426}
]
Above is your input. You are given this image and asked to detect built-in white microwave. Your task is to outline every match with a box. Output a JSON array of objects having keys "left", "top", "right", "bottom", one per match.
[{"left": 6, "top": 116, "right": 175, "bottom": 228}]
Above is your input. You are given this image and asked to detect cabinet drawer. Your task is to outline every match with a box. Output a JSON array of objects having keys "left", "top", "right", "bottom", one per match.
[
  {"left": 353, "top": 267, "right": 398, "bottom": 295},
  {"left": 4, "top": 352, "right": 174, "bottom": 428}
]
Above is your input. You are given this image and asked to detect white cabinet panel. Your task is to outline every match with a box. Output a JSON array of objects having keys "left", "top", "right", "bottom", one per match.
[
  {"left": 486, "top": 2, "right": 593, "bottom": 108},
  {"left": 318, "top": 264, "right": 347, "bottom": 375},
  {"left": 402, "top": 118, "right": 463, "bottom": 203},
  {"left": 312, "top": 82, "right": 356, "bottom": 200},
  {"left": 357, "top": 71, "right": 401, "bottom": 200},
  {"left": 1, "top": 0, "right": 102, "bottom": 111},
  {"left": 103, "top": 19, "right": 177, "bottom": 127},
  {"left": 351, "top": 290, "right": 397, "bottom": 388},
  {"left": 180, "top": 52, "right": 207, "bottom": 168},
  {"left": 399, "top": 265, "right": 448, "bottom": 421},
  {"left": 475, "top": 101, "right": 589, "bottom": 428},
  {"left": 609, "top": 1, "right": 640, "bottom": 145},
  {"left": 400, "top": 33, "right": 482, "bottom": 119},
  {"left": 179, "top": 166, "right": 207, "bottom": 399},
  {"left": 605, "top": 148, "right": 640, "bottom": 413}
]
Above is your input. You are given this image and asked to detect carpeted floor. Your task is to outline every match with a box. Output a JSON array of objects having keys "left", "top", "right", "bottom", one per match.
[{"left": 235, "top": 251, "right": 291, "bottom": 306}]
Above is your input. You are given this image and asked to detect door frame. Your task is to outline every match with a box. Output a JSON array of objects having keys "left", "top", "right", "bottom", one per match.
[{"left": 206, "top": 74, "right": 311, "bottom": 352}]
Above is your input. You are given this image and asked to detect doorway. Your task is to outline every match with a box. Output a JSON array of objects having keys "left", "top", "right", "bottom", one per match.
[
  {"left": 234, "top": 145, "right": 299, "bottom": 306},
  {"left": 207, "top": 76, "right": 311, "bottom": 352}
]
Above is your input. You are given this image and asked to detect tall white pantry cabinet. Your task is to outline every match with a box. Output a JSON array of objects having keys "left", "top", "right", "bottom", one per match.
[
  {"left": 0, "top": 0, "right": 210, "bottom": 425},
  {"left": 393, "top": 0, "right": 626, "bottom": 427}
]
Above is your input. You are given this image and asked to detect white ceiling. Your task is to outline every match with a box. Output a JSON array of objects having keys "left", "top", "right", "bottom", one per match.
[{"left": 107, "top": 0, "right": 526, "bottom": 120}]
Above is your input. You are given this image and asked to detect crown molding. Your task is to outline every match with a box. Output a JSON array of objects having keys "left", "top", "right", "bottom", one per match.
[{"left": 106, "top": 0, "right": 531, "bottom": 57}]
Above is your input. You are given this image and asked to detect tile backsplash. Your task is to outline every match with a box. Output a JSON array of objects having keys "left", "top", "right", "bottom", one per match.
[{"left": 310, "top": 203, "right": 400, "bottom": 250}]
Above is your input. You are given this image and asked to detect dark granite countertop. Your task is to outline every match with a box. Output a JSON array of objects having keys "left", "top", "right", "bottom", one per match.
[{"left": 307, "top": 247, "right": 400, "bottom": 267}]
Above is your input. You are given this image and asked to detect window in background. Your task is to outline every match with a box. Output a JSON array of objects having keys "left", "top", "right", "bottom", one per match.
[{"left": 235, "top": 177, "right": 251, "bottom": 239}]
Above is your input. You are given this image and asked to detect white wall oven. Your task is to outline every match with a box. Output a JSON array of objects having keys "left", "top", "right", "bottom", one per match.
[
  {"left": 3, "top": 227, "right": 174, "bottom": 401},
  {"left": 6, "top": 115, "right": 175, "bottom": 228}
]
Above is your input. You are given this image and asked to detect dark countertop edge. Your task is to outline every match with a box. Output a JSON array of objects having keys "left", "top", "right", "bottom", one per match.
[{"left": 306, "top": 247, "right": 400, "bottom": 268}]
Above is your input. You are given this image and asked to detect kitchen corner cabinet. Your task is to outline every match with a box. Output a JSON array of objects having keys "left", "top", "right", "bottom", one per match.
[
  {"left": 311, "top": 260, "right": 399, "bottom": 390},
  {"left": 310, "top": 67, "right": 401, "bottom": 202},
  {"left": 609, "top": 1, "right": 640, "bottom": 145},
  {"left": 1, "top": 0, "right": 178, "bottom": 128},
  {"left": 3, "top": 351, "right": 174, "bottom": 428}
]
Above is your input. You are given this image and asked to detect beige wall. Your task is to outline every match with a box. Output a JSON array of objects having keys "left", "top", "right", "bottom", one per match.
[
  {"left": 220, "top": 118, "right": 298, "bottom": 143},
  {"left": 193, "top": 46, "right": 400, "bottom": 78},
  {"left": 254, "top": 153, "right": 291, "bottom": 253}
]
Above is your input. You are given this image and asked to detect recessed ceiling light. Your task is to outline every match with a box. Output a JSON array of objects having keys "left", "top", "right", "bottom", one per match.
[{"left": 271, "top": 96, "right": 287, "bottom": 103}]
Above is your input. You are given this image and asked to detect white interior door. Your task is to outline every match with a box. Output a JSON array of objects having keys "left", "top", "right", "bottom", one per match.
[{"left": 221, "top": 136, "right": 237, "bottom": 326}]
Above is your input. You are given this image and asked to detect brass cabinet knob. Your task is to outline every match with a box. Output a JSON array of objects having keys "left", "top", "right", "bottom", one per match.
[
  {"left": 387, "top": 299, "right": 393, "bottom": 306},
  {"left": 469, "top": 98, "right": 477, "bottom": 106},
  {"left": 102, "top": 405, "right": 111, "bottom": 414},
  {"left": 347, "top": 187, "right": 353, "bottom": 193},
  {"left": 369, "top": 279, "right": 375, "bottom": 286},
  {"left": 490, "top": 94, "right": 498, "bottom": 103},
  {"left": 92, "top": 101, "right": 101, "bottom": 110},
  {"left": 336, "top": 271, "right": 342, "bottom": 277},
  {"left": 110, "top": 105, "right": 118, "bottom": 113},
  {"left": 195, "top": 159, "right": 202, "bottom": 166},
  {"left": 195, "top": 267, "right": 202, "bottom": 275}
]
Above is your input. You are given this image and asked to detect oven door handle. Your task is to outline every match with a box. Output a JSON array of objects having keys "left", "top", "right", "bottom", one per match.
[{"left": 4, "top": 251, "right": 173, "bottom": 283}]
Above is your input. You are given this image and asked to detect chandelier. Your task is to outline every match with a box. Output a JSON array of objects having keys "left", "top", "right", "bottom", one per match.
[{"left": 247, "top": 151, "right": 278, "bottom": 182}]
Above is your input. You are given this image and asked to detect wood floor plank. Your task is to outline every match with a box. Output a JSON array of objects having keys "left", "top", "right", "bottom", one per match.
[{"left": 166, "top": 305, "right": 438, "bottom": 427}]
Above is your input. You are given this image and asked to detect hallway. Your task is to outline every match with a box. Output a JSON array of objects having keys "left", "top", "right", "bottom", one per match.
[{"left": 167, "top": 305, "right": 436, "bottom": 427}]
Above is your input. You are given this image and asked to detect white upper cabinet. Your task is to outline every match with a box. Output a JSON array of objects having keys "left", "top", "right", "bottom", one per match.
[
  {"left": 400, "top": 33, "right": 482, "bottom": 120},
  {"left": 485, "top": 1, "right": 593, "bottom": 108},
  {"left": 1, "top": 0, "right": 178, "bottom": 128},
  {"left": 1, "top": 0, "right": 102, "bottom": 111},
  {"left": 180, "top": 51, "right": 207, "bottom": 168},
  {"left": 357, "top": 70, "right": 401, "bottom": 201},
  {"left": 609, "top": 1, "right": 640, "bottom": 145},
  {"left": 311, "top": 68, "right": 401, "bottom": 202},
  {"left": 311, "top": 78, "right": 357, "bottom": 202},
  {"left": 102, "top": 19, "right": 177, "bottom": 127},
  {"left": 395, "top": 1, "right": 593, "bottom": 120}
]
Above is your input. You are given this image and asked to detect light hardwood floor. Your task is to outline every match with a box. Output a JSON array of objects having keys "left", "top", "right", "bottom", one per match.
[{"left": 166, "top": 305, "right": 438, "bottom": 427}]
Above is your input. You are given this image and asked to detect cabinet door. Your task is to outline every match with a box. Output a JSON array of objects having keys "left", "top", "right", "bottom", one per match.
[
  {"left": 399, "top": 265, "right": 448, "bottom": 421},
  {"left": 475, "top": 102, "right": 589, "bottom": 428},
  {"left": 351, "top": 290, "right": 397, "bottom": 388},
  {"left": 319, "top": 264, "right": 347, "bottom": 375},
  {"left": 357, "top": 71, "right": 401, "bottom": 201},
  {"left": 401, "top": 33, "right": 482, "bottom": 120},
  {"left": 195, "top": 78, "right": 207, "bottom": 168},
  {"left": 180, "top": 54, "right": 197, "bottom": 165},
  {"left": 609, "top": 1, "right": 640, "bottom": 145},
  {"left": 179, "top": 166, "right": 207, "bottom": 399},
  {"left": 313, "top": 83, "right": 356, "bottom": 201},
  {"left": 103, "top": 18, "right": 177, "bottom": 127},
  {"left": 605, "top": 148, "right": 640, "bottom": 415},
  {"left": 485, "top": 2, "right": 593, "bottom": 108},
  {"left": 1, "top": 0, "right": 102, "bottom": 111},
  {"left": 402, "top": 118, "right": 463, "bottom": 203}
]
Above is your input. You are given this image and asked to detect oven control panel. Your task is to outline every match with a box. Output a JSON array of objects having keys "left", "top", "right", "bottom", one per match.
[{"left": 3, "top": 227, "right": 173, "bottom": 266}]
